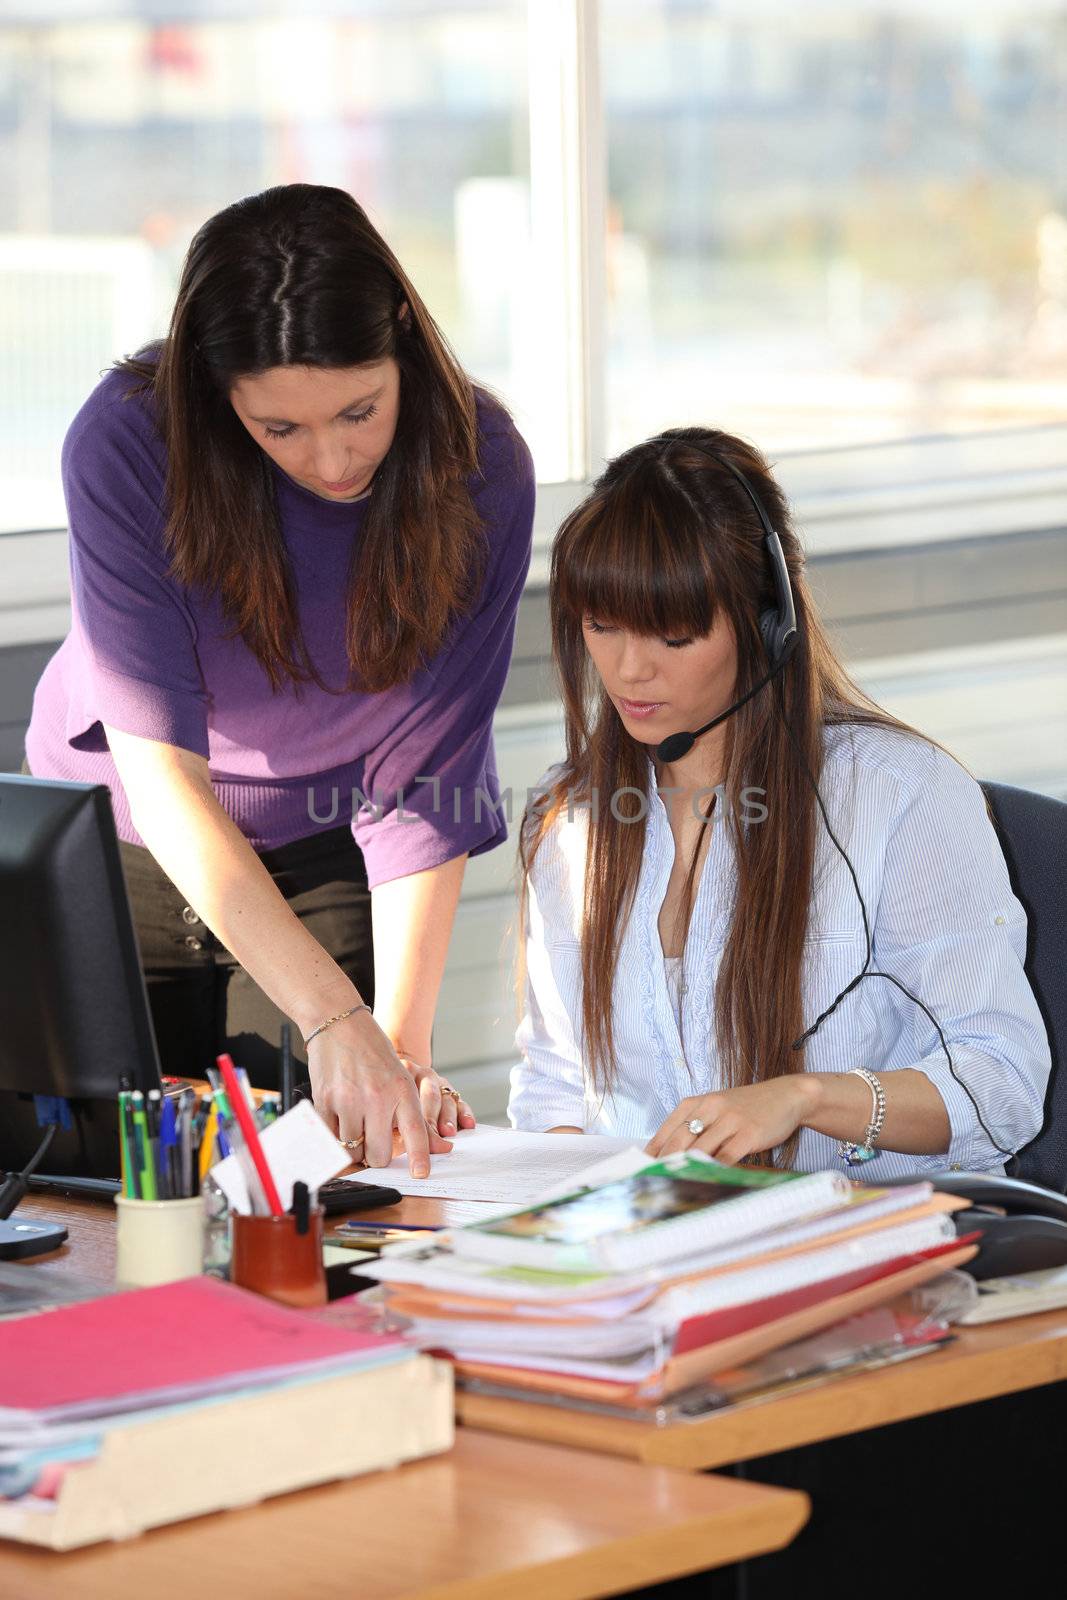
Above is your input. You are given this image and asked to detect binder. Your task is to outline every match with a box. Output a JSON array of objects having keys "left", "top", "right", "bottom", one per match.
[{"left": 0, "top": 1356, "right": 452, "bottom": 1551}]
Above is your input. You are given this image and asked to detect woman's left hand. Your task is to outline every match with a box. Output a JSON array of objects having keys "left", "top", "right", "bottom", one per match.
[
  {"left": 646, "top": 1077, "right": 813, "bottom": 1166},
  {"left": 398, "top": 1055, "right": 477, "bottom": 1140}
]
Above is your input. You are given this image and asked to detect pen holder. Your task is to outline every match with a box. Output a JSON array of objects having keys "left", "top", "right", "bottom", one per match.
[
  {"left": 230, "top": 1207, "right": 327, "bottom": 1309},
  {"left": 114, "top": 1195, "right": 206, "bottom": 1289}
]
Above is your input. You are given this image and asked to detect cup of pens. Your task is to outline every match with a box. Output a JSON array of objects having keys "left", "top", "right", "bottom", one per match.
[
  {"left": 203, "top": 1053, "right": 328, "bottom": 1309},
  {"left": 115, "top": 1082, "right": 212, "bottom": 1288}
]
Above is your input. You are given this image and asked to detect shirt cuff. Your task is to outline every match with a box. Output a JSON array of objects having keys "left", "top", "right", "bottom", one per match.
[
  {"left": 905, "top": 1058, "right": 983, "bottom": 1171},
  {"left": 507, "top": 1062, "right": 586, "bottom": 1132},
  {"left": 72, "top": 663, "right": 210, "bottom": 761}
]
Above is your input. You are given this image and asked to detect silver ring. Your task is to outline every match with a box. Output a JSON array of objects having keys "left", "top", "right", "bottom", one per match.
[{"left": 686, "top": 1118, "right": 706, "bottom": 1137}]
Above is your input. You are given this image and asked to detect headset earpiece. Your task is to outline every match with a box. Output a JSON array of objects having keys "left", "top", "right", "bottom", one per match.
[
  {"left": 758, "top": 607, "right": 779, "bottom": 662},
  {"left": 759, "top": 602, "right": 799, "bottom": 671}
]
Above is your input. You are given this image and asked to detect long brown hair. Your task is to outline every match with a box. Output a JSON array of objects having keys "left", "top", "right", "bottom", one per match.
[
  {"left": 520, "top": 427, "right": 924, "bottom": 1165},
  {"left": 119, "top": 183, "right": 486, "bottom": 692}
]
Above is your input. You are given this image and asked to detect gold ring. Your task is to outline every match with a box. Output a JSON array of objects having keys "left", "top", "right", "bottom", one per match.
[
  {"left": 441, "top": 1086, "right": 462, "bottom": 1104},
  {"left": 342, "top": 1136, "right": 365, "bottom": 1151}
]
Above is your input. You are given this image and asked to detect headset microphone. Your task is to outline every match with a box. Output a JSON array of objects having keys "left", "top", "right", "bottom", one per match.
[
  {"left": 651, "top": 441, "right": 799, "bottom": 765},
  {"left": 655, "top": 661, "right": 786, "bottom": 763}
]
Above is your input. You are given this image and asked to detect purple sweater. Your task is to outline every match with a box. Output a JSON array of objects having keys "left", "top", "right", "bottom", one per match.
[{"left": 25, "top": 368, "right": 535, "bottom": 889}]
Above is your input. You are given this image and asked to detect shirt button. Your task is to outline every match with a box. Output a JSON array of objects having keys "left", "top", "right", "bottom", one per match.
[
  {"left": 184, "top": 935, "right": 203, "bottom": 951},
  {"left": 994, "top": 915, "right": 1006, "bottom": 926},
  {"left": 673, "top": 1055, "right": 686, "bottom": 1071},
  {"left": 181, "top": 906, "right": 200, "bottom": 925}
]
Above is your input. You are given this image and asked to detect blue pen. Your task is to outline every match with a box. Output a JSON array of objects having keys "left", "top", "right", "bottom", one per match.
[
  {"left": 235, "top": 1065, "right": 257, "bottom": 1112},
  {"left": 147, "top": 1089, "right": 165, "bottom": 1197},
  {"left": 159, "top": 1095, "right": 179, "bottom": 1199}
]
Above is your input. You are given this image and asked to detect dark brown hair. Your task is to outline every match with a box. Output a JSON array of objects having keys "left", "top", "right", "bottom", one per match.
[
  {"left": 119, "top": 183, "right": 486, "bottom": 691},
  {"left": 520, "top": 427, "right": 925, "bottom": 1165}
]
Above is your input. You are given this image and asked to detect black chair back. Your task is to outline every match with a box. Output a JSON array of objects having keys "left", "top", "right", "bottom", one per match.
[{"left": 981, "top": 781, "right": 1067, "bottom": 1191}]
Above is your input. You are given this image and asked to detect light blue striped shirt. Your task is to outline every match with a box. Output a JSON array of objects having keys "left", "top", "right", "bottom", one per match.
[{"left": 508, "top": 722, "right": 1051, "bottom": 1177}]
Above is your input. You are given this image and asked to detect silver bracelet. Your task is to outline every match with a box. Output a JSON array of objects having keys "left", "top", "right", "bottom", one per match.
[
  {"left": 839, "top": 1068, "right": 887, "bottom": 1167},
  {"left": 302, "top": 1002, "right": 370, "bottom": 1048}
]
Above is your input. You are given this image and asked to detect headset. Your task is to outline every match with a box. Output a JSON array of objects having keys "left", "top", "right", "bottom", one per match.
[
  {"left": 646, "top": 432, "right": 1011, "bottom": 1160},
  {"left": 653, "top": 445, "right": 798, "bottom": 764}
]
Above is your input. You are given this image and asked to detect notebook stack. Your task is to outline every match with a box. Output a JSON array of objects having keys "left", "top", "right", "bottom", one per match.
[
  {"left": 365, "top": 1148, "right": 978, "bottom": 1408},
  {"left": 0, "top": 1276, "right": 452, "bottom": 1549}
]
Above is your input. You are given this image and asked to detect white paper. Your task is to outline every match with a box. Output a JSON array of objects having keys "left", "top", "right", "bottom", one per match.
[
  {"left": 210, "top": 1099, "right": 351, "bottom": 1214},
  {"left": 343, "top": 1125, "right": 634, "bottom": 1204}
]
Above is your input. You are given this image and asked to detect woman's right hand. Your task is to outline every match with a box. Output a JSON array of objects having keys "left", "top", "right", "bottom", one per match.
[{"left": 306, "top": 1007, "right": 453, "bottom": 1178}]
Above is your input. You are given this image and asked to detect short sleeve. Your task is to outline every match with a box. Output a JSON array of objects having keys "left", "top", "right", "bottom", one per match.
[
  {"left": 352, "top": 415, "right": 535, "bottom": 888},
  {"left": 62, "top": 390, "right": 210, "bottom": 760},
  {"left": 872, "top": 745, "right": 1051, "bottom": 1168}
]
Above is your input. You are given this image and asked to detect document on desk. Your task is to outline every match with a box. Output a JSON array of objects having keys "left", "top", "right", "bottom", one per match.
[{"left": 344, "top": 1125, "right": 634, "bottom": 1205}]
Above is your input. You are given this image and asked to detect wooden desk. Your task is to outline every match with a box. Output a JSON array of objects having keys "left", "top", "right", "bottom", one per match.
[
  {"left": 0, "top": 1194, "right": 809, "bottom": 1599},
  {"left": 0, "top": 1431, "right": 808, "bottom": 1600}
]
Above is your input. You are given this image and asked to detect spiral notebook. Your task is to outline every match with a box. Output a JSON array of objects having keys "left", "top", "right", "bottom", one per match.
[{"left": 448, "top": 1153, "right": 851, "bottom": 1272}]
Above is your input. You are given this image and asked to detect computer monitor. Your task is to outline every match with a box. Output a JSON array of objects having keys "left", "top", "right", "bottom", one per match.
[{"left": 0, "top": 773, "right": 163, "bottom": 1185}]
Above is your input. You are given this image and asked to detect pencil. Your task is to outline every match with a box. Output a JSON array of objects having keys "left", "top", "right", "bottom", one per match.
[{"left": 199, "top": 1099, "right": 220, "bottom": 1183}]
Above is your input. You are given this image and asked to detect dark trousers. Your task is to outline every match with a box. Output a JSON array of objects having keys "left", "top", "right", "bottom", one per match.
[{"left": 115, "top": 824, "right": 374, "bottom": 1091}]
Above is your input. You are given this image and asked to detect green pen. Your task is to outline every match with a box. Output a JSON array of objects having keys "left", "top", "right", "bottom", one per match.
[
  {"left": 118, "top": 1090, "right": 139, "bottom": 1199},
  {"left": 131, "top": 1090, "right": 157, "bottom": 1201},
  {"left": 129, "top": 1106, "right": 146, "bottom": 1200}
]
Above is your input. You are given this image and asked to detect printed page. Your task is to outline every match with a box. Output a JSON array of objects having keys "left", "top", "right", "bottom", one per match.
[{"left": 343, "top": 1125, "right": 635, "bottom": 1204}]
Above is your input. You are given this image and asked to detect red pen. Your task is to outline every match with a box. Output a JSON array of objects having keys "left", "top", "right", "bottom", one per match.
[{"left": 215, "top": 1054, "right": 284, "bottom": 1217}]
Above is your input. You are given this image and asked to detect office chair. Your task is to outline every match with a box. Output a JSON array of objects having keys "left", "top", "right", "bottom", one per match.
[{"left": 981, "top": 781, "right": 1067, "bottom": 1192}]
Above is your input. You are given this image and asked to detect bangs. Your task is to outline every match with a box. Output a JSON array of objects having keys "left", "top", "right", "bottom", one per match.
[{"left": 553, "top": 472, "right": 717, "bottom": 639}]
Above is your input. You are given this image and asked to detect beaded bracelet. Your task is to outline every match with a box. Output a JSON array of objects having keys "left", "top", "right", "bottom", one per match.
[
  {"left": 839, "top": 1068, "right": 887, "bottom": 1166},
  {"left": 302, "top": 1001, "right": 370, "bottom": 1048}
]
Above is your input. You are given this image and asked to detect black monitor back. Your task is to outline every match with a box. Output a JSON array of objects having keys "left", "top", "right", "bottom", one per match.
[{"left": 0, "top": 774, "right": 162, "bottom": 1179}]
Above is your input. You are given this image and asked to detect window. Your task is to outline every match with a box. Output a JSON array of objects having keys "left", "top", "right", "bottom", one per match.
[
  {"left": 1, "top": 1, "right": 1064, "bottom": 540},
  {"left": 601, "top": 1, "right": 1067, "bottom": 457},
  {"left": 0, "top": 3, "right": 543, "bottom": 533}
]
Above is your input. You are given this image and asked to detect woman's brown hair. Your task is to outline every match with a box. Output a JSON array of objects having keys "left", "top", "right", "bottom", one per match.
[
  {"left": 119, "top": 183, "right": 486, "bottom": 692},
  {"left": 520, "top": 426, "right": 924, "bottom": 1165}
]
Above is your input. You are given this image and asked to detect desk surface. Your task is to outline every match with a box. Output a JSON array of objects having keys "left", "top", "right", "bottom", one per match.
[
  {"left": 0, "top": 1194, "right": 808, "bottom": 1599},
  {"left": 0, "top": 1430, "right": 808, "bottom": 1600},
  {"left": 21, "top": 1188, "right": 1067, "bottom": 1472}
]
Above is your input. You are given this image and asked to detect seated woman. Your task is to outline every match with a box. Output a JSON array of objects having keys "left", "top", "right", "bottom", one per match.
[{"left": 509, "top": 428, "right": 1051, "bottom": 1175}]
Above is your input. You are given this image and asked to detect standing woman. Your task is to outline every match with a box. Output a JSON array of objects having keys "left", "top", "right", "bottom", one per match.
[{"left": 25, "top": 184, "right": 535, "bottom": 1176}]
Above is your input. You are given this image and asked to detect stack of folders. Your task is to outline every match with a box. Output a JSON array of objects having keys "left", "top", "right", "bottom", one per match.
[
  {"left": 0, "top": 1276, "right": 452, "bottom": 1550},
  {"left": 366, "top": 1148, "right": 979, "bottom": 1407}
]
